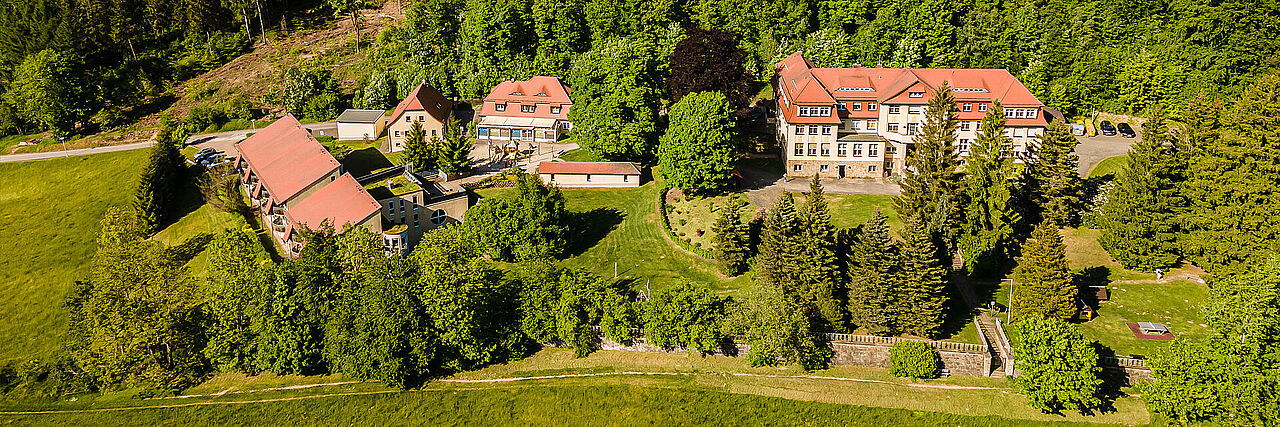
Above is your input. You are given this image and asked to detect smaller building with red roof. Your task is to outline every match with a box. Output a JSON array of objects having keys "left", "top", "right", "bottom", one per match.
[
  {"left": 386, "top": 82, "right": 454, "bottom": 152},
  {"left": 538, "top": 161, "right": 641, "bottom": 188},
  {"left": 476, "top": 76, "right": 573, "bottom": 149}
]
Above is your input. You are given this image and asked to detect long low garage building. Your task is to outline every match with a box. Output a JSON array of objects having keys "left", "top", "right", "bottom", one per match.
[{"left": 538, "top": 161, "right": 641, "bottom": 188}]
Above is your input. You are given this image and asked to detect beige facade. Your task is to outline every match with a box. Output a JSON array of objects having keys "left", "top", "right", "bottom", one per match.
[
  {"left": 386, "top": 111, "right": 448, "bottom": 152},
  {"left": 777, "top": 104, "right": 1047, "bottom": 179},
  {"left": 540, "top": 172, "right": 640, "bottom": 188}
]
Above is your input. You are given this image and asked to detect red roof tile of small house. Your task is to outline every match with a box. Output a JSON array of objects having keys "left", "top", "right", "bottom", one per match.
[
  {"left": 478, "top": 76, "right": 573, "bottom": 120},
  {"left": 538, "top": 161, "right": 640, "bottom": 175},
  {"left": 235, "top": 115, "right": 341, "bottom": 203},
  {"left": 390, "top": 82, "right": 453, "bottom": 124},
  {"left": 284, "top": 174, "right": 381, "bottom": 232}
]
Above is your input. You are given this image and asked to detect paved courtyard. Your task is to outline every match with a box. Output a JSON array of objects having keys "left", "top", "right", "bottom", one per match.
[{"left": 1074, "top": 134, "right": 1137, "bottom": 176}]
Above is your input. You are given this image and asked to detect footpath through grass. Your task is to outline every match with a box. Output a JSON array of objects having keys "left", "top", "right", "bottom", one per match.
[{"left": 0, "top": 150, "right": 147, "bottom": 363}]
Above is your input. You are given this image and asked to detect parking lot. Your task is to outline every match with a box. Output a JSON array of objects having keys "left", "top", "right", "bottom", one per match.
[{"left": 1075, "top": 133, "right": 1138, "bottom": 176}]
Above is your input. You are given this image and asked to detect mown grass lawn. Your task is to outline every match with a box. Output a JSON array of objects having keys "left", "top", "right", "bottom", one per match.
[
  {"left": 1088, "top": 154, "right": 1129, "bottom": 178},
  {"left": 0, "top": 150, "right": 147, "bottom": 364},
  {"left": 479, "top": 181, "right": 753, "bottom": 295},
  {"left": 0, "top": 348, "right": 1146, "bottom": 426},
  {"left": 1077, "top": 280, "right": 1211, "bottom": 358},
  {"left": 0, "top": 150, "right": 245, "bottom": 364},
  {"left": 824, "top": 193, "right": 900, "bottom": 231}
]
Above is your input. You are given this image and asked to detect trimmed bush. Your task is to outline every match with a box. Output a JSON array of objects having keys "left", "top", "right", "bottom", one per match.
[{"left": 888, "top": 341, "right": 940, "bottom": 379}]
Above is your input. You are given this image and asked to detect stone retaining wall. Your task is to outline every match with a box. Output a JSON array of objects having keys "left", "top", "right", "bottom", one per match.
[{"left": 590, "top": 334, "right": 992, "bottom": 377}]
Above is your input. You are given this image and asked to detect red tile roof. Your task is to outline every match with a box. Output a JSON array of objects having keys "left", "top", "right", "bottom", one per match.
[
  {"left": 390, "top": 83, "right": 453, "bottom": 125},
  {"left": 236, "top": 115, "right": 341, "bottom": 203},
  {"left": 478, "top": 76, "right": 573, "bottom": 121},
  {"left": 775, "top": 52, "right": 1044, "bottom": 124},
  {"left": 284, "top": 174, "right": 380, "bottom": 232},
  {"left": 538, "top": 161, "right": 640, "bottom": 175}
]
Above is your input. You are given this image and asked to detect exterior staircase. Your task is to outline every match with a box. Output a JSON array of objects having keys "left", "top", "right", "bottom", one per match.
[{"left": 951, "top": 251, "right": 1014, "bottom": 378}]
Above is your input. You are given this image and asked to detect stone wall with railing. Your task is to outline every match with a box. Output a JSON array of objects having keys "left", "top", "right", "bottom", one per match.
[{"left": 583, "top": 327, "right": 995, "bottom": 377}]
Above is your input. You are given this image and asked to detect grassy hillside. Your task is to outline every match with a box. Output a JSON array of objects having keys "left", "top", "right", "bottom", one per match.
[
  {"left": 0, "top": 151, "right": 146, "bottom": 363},
  {"left": 0, "top": 150, "right": 244, "bottom": 364}
]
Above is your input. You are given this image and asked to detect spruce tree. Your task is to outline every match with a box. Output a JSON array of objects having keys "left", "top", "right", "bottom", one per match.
[
  {"left": 845, "top": 209, "right": 901, "bottom": 335},
  {"left": 403, "top": 120, "right": 435, "bottom": 171},
  {"left": 711, "top": 195, "right": 752, "bottom": 276},
  {"left": 897, "top": 216, "right": 949, "bottom": 338},
  {"left": 797, "top": 175, "right": 843, "bottom": 327},
  {"left": 1011, "top": 221, "right": 1076, "bottom": 320},
  {"left": 1098, "top": 110, "right": 1185, "bottom": 270},
  {"left": 755, "top": 192, "right": 805, "bottom": 295},
  {"left": 894, "top": 81, "right": 962, "bottom": 258},
  {"left": 1028, "top": 119, "right": 1083, "bottom": 225},
  {"left": 133, "top": 123, "right": 185, "bottom": 232},
  {"left": 1181, "top": 77, "right": 1280, "bottom": 273},
  {"left": 959, "top": 100, "right": 1020, "bottom": 277}
]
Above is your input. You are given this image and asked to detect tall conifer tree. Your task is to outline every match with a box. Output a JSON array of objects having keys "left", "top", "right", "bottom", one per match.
[
  {"left": 797, "top": 175, "right": 843, "bottom": 327},
  {"left": 1098, "top": 110, "right": 1185, "bottom": 270},
  {"left": 1011, "top": 221, "right": 1076, "bottom": 320},
  {"left": 959, "top": 100, "right": 1020, "bottom": 276},
  {"left": 894, "top": 81, "right": 962, "bottom": 258},
  {"left": 845, "top": 209, "right": 901, "bottom": 335},
  {"left": 897, "top": 216, "right": 949, "bottom": 338},
  {"left": 402, "top": 120, "right": 435, "bottom": 171},
  {"left": 711, "top": 195, "right": 751, "bottom": 276},
  {"left": 1027, "top": 119, "right": 1082, "bottom": 225},
  {"left": 755, "top": 192, "right": 804, "bottom": 292}
]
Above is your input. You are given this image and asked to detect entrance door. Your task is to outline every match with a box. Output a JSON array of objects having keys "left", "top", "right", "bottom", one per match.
[{"left": 837, "top": 165, "right": 846, "bottom": 178}]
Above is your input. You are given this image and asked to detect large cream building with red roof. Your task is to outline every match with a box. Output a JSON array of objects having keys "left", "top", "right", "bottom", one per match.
[
  {"left": 236, "top": 114, "right": 470, "bottom": 257},
  {"left": 475, "top": 76, "right": 573, "bottom": 147},
  {"left": 774, "top": 52, "right": 1047, "bottom": 178}
]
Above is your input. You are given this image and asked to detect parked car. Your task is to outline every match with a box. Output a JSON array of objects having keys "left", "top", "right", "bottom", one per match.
[
  {"left": 1117, "top": 122, "right": 1136, "bottom": 138},
  {"left": 193, "top": 147, "right": 218, "bottom": 162},
  {"left": 198, "top": 153, "right": 224, "bottom": 168},
  {"left": 1099, "top": 120, "right": 1117, "bottom": 136}
]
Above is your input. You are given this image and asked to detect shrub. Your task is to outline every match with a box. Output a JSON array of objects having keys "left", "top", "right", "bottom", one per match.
[
  {"left": 679, "top": 218, "right": 688, "bottom": 226},
  {"left": 889, "top": 341, "right": 940, "bottom": 379}
]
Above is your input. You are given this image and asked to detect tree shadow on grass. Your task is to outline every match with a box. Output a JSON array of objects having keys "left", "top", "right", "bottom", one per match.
[
  {"left": 563, "top": 208, "right": 625, "bottom": 258},
  {"left": 342, "top": 147, "right": 393, "bottom": 177},
  {"left": 157, "top": 165, "right": 207, "bottom": 232}
]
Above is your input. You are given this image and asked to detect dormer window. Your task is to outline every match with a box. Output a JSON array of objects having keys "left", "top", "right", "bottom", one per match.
[
  {"left": 551, "top": 106, "right": 562, "bottom": 114},
  {"left": 909, "top": 91, "right": 924, "bottom": 98},
  {"left": 496, "top": 103, "right": 506, "bottom": 112},
  {"left": 535, "top": 92, "right": 548, "bottom": 97},
  {"left": 521, "top": 105, "right": 535, "bottom": 113}
]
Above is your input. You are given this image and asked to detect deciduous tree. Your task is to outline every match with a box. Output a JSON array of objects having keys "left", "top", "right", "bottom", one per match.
[
  {"left": 643, "top": 282, "right": 727, "bottom": 353},
  {"left": 667, "top": 26, "right": 754, "bottom": 109},
  {"left": 1007, "top": 317, "right": 1103, "bottom": 415},
  {"left": 657, "top": 91, "right": 736, "bottom": 193}
]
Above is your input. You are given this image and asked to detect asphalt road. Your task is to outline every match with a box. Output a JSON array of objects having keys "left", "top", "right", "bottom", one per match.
[{"left": 0, "top": 122, "right": 338, "bottom": 164}]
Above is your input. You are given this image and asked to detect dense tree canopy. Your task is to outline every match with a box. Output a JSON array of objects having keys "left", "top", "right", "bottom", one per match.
[
  {"left": 1008, "top": 317, "right": 1104, "bottom": 415},
  {"left": 667, "top": 26, "right": 754, "bottom": 110},
  {"left": 657, "top": 91, "right": 737, "bottom": 193}
]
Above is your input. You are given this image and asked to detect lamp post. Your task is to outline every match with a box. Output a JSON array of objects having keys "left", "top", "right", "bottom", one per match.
[
  {"left": 251, "top": 119, "right": 257, "bottom": 132},
  {"left": 60, "top": 137, "right": 67, "bottom": 157},
  {"left": 1003, "top": 278, "right": 1015, "bottom": 324}
]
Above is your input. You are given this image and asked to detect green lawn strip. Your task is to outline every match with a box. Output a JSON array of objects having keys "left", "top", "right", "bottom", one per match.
[
  {"left": 1076, "top": 280, "right": 1211, "bottom": 358},
  {"left": 0, "top": 133, "right": 53, "bottom": 153},
  {"left": 824, "top": 193, "right": 901, "bottom": 231},
  {"left": 0, "top": 150, "right": 147, "bottom": 364},
  {"left": 1088, "top": 155, "right": 1129, "bottom": 179},
  {"left": 0, "top": 383, "right": 1120, "bottom": 426}
]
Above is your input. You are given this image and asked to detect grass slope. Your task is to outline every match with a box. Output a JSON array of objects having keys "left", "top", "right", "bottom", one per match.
[
  {"left": 1088, "top": 155, "right": 1129, "bottom": 179},
  {"left": 0, "top": 151, "right": 146, "bottom": 363},
  {"left": 0, "top": 348, "right": 1145, "bottom": 426}
]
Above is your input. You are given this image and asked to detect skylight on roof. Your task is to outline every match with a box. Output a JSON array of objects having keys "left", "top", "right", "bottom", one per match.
[
  {"left": 952, "top": 88, "right": 989, "bottom": 93},
  {"left": 835, "top": 87, "right": 874, "bottom": 92}
]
